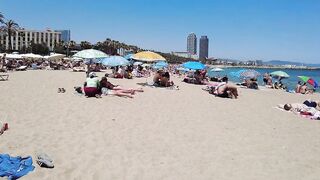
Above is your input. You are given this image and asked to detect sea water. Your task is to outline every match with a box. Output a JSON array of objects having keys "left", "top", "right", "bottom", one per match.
[{"left": 207, "top": 67, "right": 320, "bottom": 91}]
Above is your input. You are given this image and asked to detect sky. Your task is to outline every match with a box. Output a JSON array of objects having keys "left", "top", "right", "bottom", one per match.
[{"left": 1, "top": 0, "right": 320, "bottom": 63}]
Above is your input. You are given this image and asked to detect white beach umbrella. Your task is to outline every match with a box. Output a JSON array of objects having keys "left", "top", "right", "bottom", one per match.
[
  {"left": 73, "top": 49, "right": 109, "bottom": 59},
  {"left": 6, "top": 54, "right": 23, "bottom": 59},
  {"left": 22, "top": 53, "right": 43, "bottom": 59},
  {"left": 44, "top": 53, "right": 66, "bottom": 60}
]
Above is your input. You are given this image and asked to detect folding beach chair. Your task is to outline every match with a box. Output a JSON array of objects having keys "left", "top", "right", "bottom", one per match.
[{"left": 0, "top": 74, "right": 9, "bottom": 81}]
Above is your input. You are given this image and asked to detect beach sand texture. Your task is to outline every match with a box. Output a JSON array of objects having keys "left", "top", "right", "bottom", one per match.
[{"left": 1, "top": 70, "right": 320, "bottom": 180}]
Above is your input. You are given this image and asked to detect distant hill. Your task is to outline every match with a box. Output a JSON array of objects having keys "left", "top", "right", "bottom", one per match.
[{"left": 265, "top": 60, "right": 320, "bottom": 67}]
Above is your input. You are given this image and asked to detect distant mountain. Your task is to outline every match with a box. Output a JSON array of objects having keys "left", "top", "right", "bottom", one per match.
[{"left": 265, "top": 60, "right": 320, "bottom": 67}]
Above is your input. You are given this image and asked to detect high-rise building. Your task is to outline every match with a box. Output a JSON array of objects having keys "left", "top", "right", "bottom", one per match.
[
  {"left": 199, "top": 36, "right": 209, "bottom": 59},
  {"left": 55, "top": 30, "right": 71, "bottom": 43},
  {"left": 0, "top": 28, "right": 62, "bottom": 51},
  {"left": 187, "top": 33, "right": 197, "bottom": 55}
]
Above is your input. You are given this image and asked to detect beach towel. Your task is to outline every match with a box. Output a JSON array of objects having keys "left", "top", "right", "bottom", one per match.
[
  {"left": 138, "top": 82, "right": 179, "bottom": 90},
  {"left": 0, "top": 154, "right": 35, "bottom": 180}
]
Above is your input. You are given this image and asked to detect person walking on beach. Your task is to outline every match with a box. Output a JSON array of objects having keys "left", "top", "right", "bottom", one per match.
[{"left": 1, "top": 53, "right": 6, "bottom": 71}]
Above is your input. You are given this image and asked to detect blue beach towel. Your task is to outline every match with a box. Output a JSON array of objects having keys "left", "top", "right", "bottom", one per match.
[{"left": 0, "top": 154, "right": 35, "bottom": 180}]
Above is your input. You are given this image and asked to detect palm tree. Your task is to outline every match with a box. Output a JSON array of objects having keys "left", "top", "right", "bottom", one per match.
[
  {"left": 1, "top": 19, "right": 19, "bottom": 51},
  {"left": 0, "top": 12, "right": 4, "bottom": 24}
]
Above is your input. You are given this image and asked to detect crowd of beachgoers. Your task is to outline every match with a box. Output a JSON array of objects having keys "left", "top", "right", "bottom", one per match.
[{"left": 0, "top": 53, "right": 319, "bottom": 120}]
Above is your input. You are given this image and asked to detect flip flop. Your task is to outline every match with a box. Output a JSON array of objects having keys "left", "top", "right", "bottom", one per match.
[{"left": 36, "top": 153, "right": 54, "bottom": 168}]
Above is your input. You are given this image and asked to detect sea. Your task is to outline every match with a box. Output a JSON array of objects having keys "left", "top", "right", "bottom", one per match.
[{"left": 207, "top": 67, "right": 320, "bottom": 91}]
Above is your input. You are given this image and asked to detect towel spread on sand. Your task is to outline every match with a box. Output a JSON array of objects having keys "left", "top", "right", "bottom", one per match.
[{"left": 0, "top": 154, "right": 35, "bottom": 180}]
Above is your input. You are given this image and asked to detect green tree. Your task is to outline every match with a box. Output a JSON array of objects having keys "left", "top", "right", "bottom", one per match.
[
  {"left": 1, "top": 19, "right": 19, "bottom": 52},
  {"left": 80, "top": 41, "right": 92, "bottom": 49},
  {"left": 30, "top": 42, "right": 50, "bottom": 55},
  {"left": 0, "top": 12, "right": 4, "bottom": 24}
]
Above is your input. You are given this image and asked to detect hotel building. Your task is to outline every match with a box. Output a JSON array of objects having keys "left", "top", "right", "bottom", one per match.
[
  {"left": 0, "top": 29, "right": 63, "bottom": 51},
  {"left": 187, "top": 33, "right": 197, "bottom": 55}
]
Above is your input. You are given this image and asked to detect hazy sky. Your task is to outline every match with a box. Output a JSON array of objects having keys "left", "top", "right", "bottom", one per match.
[{"left": 1, "top": 0, "right": 320, "bottom": 63}]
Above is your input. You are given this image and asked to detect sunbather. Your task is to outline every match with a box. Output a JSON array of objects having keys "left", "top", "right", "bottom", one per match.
[
  {"left": 99, "top": 76, "right": 143, "bottom": 98},
  {"left": 207, "top": 82, "right": 238, "bottom": 99},
  {"left": 282, "top": 103, "right": 320, "bottom": 118}
]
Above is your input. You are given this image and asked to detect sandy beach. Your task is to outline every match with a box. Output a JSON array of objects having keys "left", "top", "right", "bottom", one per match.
[{"left": 1, "top": 70, "right": 320, "bottom": 180}]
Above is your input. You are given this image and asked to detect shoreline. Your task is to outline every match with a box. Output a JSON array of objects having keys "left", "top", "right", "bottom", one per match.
[{"left": 210, "top": 65, "right": 320, "bottom": 70}]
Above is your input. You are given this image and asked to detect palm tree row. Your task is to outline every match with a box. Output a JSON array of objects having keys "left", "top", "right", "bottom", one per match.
[{"left": 0, "top": 12, "right": 19, "bottom": 52}]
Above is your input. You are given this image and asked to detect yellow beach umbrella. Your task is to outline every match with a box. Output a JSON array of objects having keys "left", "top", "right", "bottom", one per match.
[{"left": 132, "top": 51, "right": 166, "bottom": 62}]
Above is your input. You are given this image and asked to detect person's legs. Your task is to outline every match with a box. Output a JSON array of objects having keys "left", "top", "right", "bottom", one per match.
[{"left": 113, "top": 90, "right": 134, "bottom": 98}]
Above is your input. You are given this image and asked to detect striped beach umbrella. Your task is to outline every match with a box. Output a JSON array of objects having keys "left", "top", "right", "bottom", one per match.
[{"left": 298, "top": 76, "right": 319, "bottom": 88}]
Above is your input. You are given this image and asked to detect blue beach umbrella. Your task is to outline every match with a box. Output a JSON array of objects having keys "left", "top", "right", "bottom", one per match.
[
  {"left": 230, "top": 69, "right": 246, "bottom": 78},
  {"left": 101, "top": 56, "right": 130, "bottom": 67},
  {"left": 182, "top": 61, "right": 205, "bottom": 70},
  {"left": 124, "top": 54, "right": 133, "bottom": 60},
  {"left": 154, "top": 61, "right": 168, "bottom": 68}
]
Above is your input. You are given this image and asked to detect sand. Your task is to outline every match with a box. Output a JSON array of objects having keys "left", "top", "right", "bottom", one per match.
[{"left": 1, "top": 70, "right": 320, "bottom": 180}]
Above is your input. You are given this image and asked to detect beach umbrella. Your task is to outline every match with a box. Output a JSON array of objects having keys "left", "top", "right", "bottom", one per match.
[
  {"left": 132, "top": 51, "right": 166, "bottom": 62},
  {"left": 182, "top": 61, "right": 205, "bottom": 70},
  {"left": 21, "top": 53, "right": 43, "bottom": 59},
  {"left": 5, "top": 54, "right": 23, "bottom": 59},
  {"left": 73, "top": 49, "right": 109, "bottom": 59},
  {"left": 44, "top": 53, "right": 66, "bottom": 61},
  {"left": 239, "top": 69, "right": 260, "bottom": 79},
  {"left": 133, "top": 61, "right": 143, "bottom": 66},
  {"left": 210, "top": 67, "right": 224, "bottom": 72},
  {"left": 230, "top": 69, "right": 246, "bottom": 78},
  {"left": 270, "top": 71, "right": 290, "bottom": 78},
  {"left": 298, "top": 76, "right": 319, "bottom": 88},
  {"left": 101, "top": 56, "right": 130, "bottom": 67},
  {"left": 124, "top": 54, "right": 133, "bottom": 60},
  {"left": 154, "top": 61, "right": 168, "bottom": 68}
]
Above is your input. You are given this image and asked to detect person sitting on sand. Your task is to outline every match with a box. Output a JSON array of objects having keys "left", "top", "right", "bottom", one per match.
[
  {"left": 153, "top": 70, "right": 164, "bottom": 85},
  {"left": 263, "top": 73, "right": 269, "bottom": 85},
  {"left": 99, "top": 76, "right": 143, "bottom": 98},
  {"left": 84, "top": 72, "right": 101, "bottom": 98},
  {"left": 295, "top": 81, "right": 302, "bottom": 93},
  {"left": 239, "top": 78, "right": 258, "bottom": 89},
  {"left": 300, "top": 83, "right": 308, "bottom": 94},
  {"left": 159, "top": 72, "right": 174, "bottom": 87}
]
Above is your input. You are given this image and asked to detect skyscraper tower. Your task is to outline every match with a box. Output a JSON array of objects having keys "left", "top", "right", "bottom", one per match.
[
  {"left": 187, "top": 33, "right": 197, "bottom": 55},
  {"left": 199, "top": 36, "right": 209, "bottom": 59}
]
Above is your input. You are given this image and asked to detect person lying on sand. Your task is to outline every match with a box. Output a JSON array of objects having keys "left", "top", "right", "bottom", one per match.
[
  {"left": 207, "top": 82, "right": 238, "bottom": 99},
  {"left": 99, "top": 76, "right": 143, "bottom": 98},
  {"left": 280, "top": 103, "right": 320, "bottom": 119}
]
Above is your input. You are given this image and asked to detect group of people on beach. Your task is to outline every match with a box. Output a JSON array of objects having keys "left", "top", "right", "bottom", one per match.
[
  {"left": 263, "top": 73, "right": 286, "bottom": 90},
  {"left": 81, "top": 72, "right": 144, "bottom": 98},
  {"left": 295, "top": 81, "right": 314, "bottom": 94}
]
